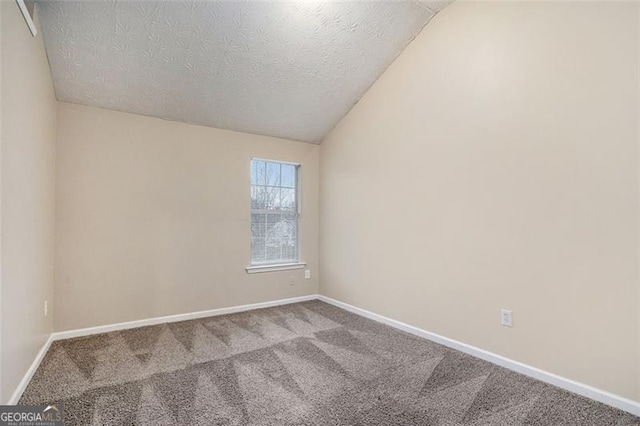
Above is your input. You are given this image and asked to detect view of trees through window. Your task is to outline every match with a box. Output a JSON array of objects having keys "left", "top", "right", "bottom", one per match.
[{"left": 251, "top": 159, "right": 299, "bottom": 264}]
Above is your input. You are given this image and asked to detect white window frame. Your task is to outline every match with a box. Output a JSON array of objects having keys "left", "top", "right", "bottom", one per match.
[{"left": 246, "top": 158, "right": 305, "bottom": 273}]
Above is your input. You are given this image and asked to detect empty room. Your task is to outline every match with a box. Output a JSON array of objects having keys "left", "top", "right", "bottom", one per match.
[{"left": 2, "top": 0, "right": 640, "bottom": 424}]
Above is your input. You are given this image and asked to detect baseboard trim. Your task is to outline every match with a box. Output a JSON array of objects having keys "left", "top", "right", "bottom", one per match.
[
  {"left": 8, "top": 294, "right": 319, "bottom": 405},
  {"left": 317, "top": 295, "right": 640, "bottom": 417},
  {"left": 52, "top": 294, "right": 319, "bottom": 341},
  {"left": 11, "top": 294, "right": 640, "bottom": 416},
  {"left": 7, "top": 334, "right": 54, "bottom": 405}
]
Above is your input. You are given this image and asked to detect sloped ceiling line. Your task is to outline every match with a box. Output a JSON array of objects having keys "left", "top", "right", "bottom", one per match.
[{"left": 38, "top": 0, "right": 450, "bottom": 143}]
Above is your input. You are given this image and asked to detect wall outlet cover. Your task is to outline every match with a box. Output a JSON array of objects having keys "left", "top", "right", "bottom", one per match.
[{"left": 501, "top": 309, "right": 512, "bottom": 327}]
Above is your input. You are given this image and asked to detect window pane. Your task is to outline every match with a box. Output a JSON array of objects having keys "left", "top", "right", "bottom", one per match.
[
  {"left": 251, "top": 213, "right": 266, "bottom": 263},
  {"left": 264, "top": 186, "right": 279, "bottom": 210},
  {"left": 250, "top": 160, "right": 299, "bottom": 265},
  {"left": 266, "top": 213, "right": 282, "bottom": 245},
  {"left": 251, "top": 185, "right": 264, "bottom": 210},
  {"left": 253, "top": 185, "right": 280, "bottom": 210},
  {"left": 265, "top": 213, "right": 282, "bottom": 263},
  {"left": 281, "top": 245, "right": 296, "bottom": 262},
  {"left": 266, "top": 162, "right": 280, "bottom": 186},
  {"left": 281, "top": 213, "right": 297, "bottom": 261},
  {"left": 280, "top": 188, "right": 296, "bottom": 211},
  {"left": 251, "top": 160, "right": 265, "bottom": 185},
  {"left": 251, "top": 160, "right": 257, "bottom": 185},
  {"left": 267, "top": 187, "right": 282, "bottom": 211},
  {"left": 281, "top": 164, "right": 296, "bottom": 188}
]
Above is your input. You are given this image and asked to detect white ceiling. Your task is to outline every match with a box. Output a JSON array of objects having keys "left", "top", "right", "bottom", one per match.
[{"left": 38, "top": 1, "right": 449, "bottom": 143}]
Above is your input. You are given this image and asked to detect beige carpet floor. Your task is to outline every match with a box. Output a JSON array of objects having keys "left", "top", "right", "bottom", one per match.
[{"left": 19, "top": 300, "right": 640, "bottom": 425}]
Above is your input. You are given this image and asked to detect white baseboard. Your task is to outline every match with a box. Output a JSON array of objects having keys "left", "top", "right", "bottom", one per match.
[
  {"left": 52, "top": 294, "right": 319, "bottom": 341},
  {"left": 7, "top": 334, "right": 54, "bottom": 404},
  {"left": 317, "top": 295, "right": 640, "bottom": 417},
  {"left": 7, "top": 294, "right": 318, "bottom": 404},
  {"left": 10, "top": 293, "right": 640, "bottom": 417}
]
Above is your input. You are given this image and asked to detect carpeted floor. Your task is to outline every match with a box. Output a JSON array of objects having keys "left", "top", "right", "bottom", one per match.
[{"left": 19, "top": 300, "right": 640, "bottom": 425}]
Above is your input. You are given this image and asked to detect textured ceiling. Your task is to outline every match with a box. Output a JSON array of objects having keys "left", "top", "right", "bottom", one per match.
[{"left": 38, "top": 1, "right": 449, "bottom": 143}]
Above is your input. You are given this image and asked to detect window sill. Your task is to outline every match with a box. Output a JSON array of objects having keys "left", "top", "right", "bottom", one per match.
[{"left": 245, "top": 262, "right": 306, "bottom": 274}]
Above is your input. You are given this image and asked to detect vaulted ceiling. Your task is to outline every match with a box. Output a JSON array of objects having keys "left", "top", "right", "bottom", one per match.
[{"left": 38, "top": 1, "right": 450, "bottom": 143}]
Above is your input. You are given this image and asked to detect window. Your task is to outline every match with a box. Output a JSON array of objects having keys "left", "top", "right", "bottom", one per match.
[{"left": 250, "top": 159, "right": 299, "bottom": 266}]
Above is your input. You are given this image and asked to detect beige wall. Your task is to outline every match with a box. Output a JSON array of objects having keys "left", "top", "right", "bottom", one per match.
[
  {"left": 320, "top": 1, "right": 639, "bottom": 400},
  {"left": 2, "top": 0, "right": 638, "bottom": 406},
  {"left": 55, "top": 103, "right": 319, "bottom": 331},
  {"left": 1, "top": 0, "right": 4, "bottom": 402},
  {"left": 1, "top": 1, "right": 57, "bottom": 403}
]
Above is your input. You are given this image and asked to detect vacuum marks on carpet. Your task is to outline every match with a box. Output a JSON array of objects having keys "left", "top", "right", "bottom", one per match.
[{"left": 19, "top": 301, "right": 639, "bottom": 425}]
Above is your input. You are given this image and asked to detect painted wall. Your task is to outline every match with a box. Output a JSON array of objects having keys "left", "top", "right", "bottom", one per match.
[
  {"left": 1, "top": 1, "right": 57, "bottom": 403},
  {"left": 1, "top": 0, "right": 4, "bottom": 402},
  {"left": 55, "top": 103, "right": 319, "bottom": 331},
  {"left": 320, "top": 1, "right": 639, "bottom": 400}
]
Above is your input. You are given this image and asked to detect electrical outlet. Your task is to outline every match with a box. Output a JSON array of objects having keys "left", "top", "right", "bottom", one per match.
[
  {"left": 501, "top": 309, "right": 512, "bottom": 327},
  {"left": 304, "top": 269, "right": 311, "bottom": 279},
  {"left": 44, "top": 300, "right": 48, "bottom": 317}
]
